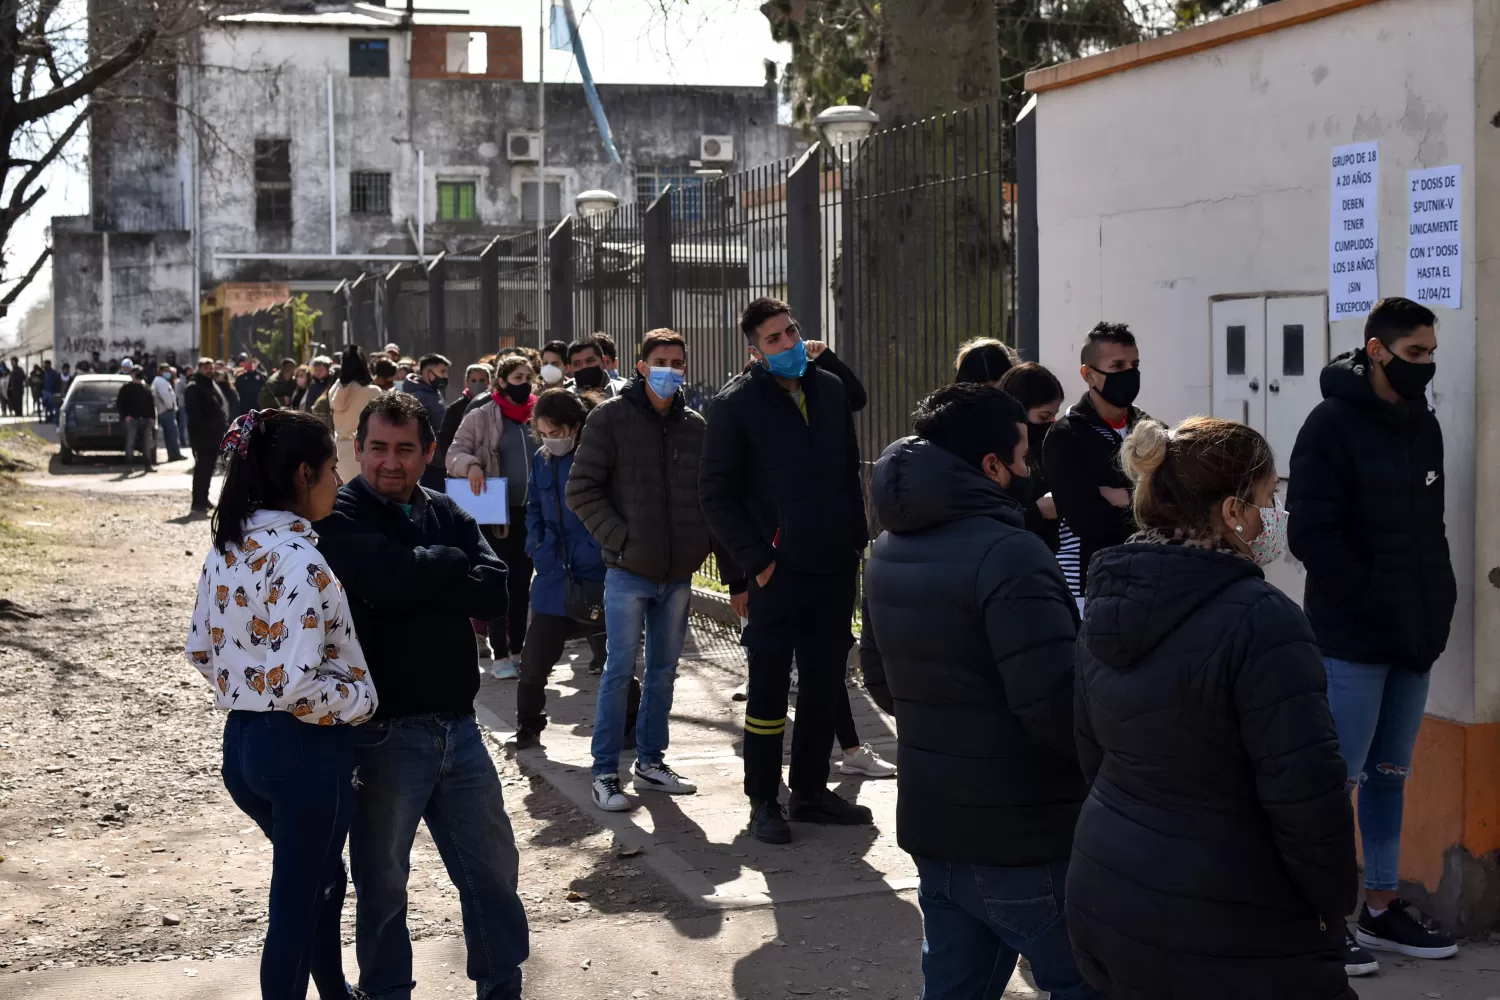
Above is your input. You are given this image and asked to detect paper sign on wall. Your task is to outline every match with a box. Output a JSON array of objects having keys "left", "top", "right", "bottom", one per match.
[
  {"left": 1329, "top": 141, "right": 1380, "bottom": 322},
  {"left": 1405, "top": 164, "right": 1461, "bottom": 310}
]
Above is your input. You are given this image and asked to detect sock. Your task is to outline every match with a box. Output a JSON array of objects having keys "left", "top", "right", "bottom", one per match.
[{"left": 1366, "top": 904, "right": 1387, "bottom": 919}]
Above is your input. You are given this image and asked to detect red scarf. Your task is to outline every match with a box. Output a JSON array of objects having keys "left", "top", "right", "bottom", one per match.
[{"left": 493, "top": 389, "right": 535, "bottom": 424}]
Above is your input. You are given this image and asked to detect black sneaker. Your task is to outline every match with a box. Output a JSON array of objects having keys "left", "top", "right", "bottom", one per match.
[
  {"left": 1356, "top": 899, "right": 1458, "bottom": 959},
  {"left": 1342, "top": 928, "right": 1379, "bottom": 976},
  {"left": 512, "top": 729, "right": 542, "bottom": 750},
  {"left": 788, "top": 788, "right": 873, "bottom": 826},
  {"left": 749, "top": 799, "right": 791, "bottom": 844}
]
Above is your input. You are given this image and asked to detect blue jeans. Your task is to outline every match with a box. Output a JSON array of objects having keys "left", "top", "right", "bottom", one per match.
[
  {"left": 1324, "top": 658, "right": 1430, "bottom": 891},
  {"left": 591, "top": 568, "right": 691, "bottom": 776},
  {"left": 158, "top": 410, "right": 183, "bottom": 460},
  {"left": 123, "top": 416, "right": 153, "bottom": 467},
  {"left": 916, "top": 857, "right": 1102, "bottom": 1000},
  {"left": 176, "top": 406, "right": 188, "bottom": 443},
  {"left": 350, "top": 714, "right": 529, "bottom": 1000},
  {"left": 220, "top": 710, "right": 356, "bottom": 1000}
]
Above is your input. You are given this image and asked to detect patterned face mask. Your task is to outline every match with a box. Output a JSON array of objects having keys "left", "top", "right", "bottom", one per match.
[{"left": 1240, "top": 497, "right": 1289, "bottom": 567}]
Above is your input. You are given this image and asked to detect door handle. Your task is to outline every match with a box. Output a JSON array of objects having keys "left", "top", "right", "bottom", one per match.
[
  {"left": 1248, "top": 378, "right": 1260, "bottom": 393},
  {"left": 1269, "top": 380, "right": 1280, "bottom": 394}
]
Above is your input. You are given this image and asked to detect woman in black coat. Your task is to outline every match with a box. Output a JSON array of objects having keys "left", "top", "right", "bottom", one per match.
[
  {"left": 1069, "top": 416, "right": 1357, "bottom": 1000},
  {"left": 998, "top": 362, "right": 1064, "bottom": 552}
]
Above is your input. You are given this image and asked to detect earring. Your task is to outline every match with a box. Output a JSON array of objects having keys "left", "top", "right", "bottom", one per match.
[{"left": 1234, "top": 524, "right": 1243, "bottom": 534}]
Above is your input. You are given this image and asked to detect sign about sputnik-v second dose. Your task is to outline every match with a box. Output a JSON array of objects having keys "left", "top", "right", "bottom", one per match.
[
  {"left": 1329, "top": 141, "right": 1379, "bottom": 322},
  {"left": 1406, "top": 164, "right": 1461, "bottom": 309}
]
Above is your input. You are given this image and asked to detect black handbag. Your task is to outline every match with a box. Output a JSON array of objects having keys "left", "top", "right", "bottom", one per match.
[{"left": 552, "top": 468, "right": 605, "bottom": 625}]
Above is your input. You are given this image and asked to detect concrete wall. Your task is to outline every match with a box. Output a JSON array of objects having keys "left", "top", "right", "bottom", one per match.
[
  {"left": 1035, "top": 0, "right": 1481, "bottom": 722},
  {"left": 51, "top": 225, "right": 197, "bottom": 369}
]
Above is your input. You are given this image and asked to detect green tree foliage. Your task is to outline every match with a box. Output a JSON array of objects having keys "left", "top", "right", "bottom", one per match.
[{"left": 252, "top": 295, "right": 323, "bottom": 363}]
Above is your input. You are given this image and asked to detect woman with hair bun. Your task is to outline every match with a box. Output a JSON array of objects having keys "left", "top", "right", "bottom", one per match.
[
  {"left": 185, "top": 408, "right": 377, "bottom": 999},
  {"left": 1067, "top": 416, "right": 1357, "bottom": 1000}
]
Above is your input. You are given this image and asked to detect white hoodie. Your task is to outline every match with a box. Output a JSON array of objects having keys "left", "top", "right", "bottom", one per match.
[{"left": 185, "top": 509, "right": 377, "bottom": 725}]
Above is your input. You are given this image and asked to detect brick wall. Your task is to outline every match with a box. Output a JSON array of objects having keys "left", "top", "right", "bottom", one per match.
[{"left": 411, "top": 25, "right": 523, "bottom": 80}]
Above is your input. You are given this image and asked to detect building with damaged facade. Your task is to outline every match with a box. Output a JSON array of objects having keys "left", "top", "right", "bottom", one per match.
[{"left": 53, "top": 0, "right": 802, "bottom": 368}]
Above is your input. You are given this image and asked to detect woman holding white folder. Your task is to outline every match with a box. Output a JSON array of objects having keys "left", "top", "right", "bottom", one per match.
[{"left": 448, "top": 356, "right": 539, "bottom": 679}]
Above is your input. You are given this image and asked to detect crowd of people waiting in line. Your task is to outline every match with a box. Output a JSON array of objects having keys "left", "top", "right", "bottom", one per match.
[{"left": 186, "top": 292, "right": 1455, "bottom": 1000}]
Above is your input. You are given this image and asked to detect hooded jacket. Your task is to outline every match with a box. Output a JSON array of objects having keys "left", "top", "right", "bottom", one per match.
[
  {"left": 566, "top": 377, "right": 711, "bottom": 584},
  {"left": 184, "top": 510, "right": 378, "bottom": 725},
  {"left": 863, "top": 436, "right": 1083, "bottom": 867},
  {"left": 526, "top": 447, "right": 607, "bottom": 617},
  {"left": 1068, "top": 542, "right": 1355, "bottom": 1000},
  {"left": 1287, "top": 348, "right": 1455, "bottom": 671},
  {"left": 446, "top": 395, "right": 537, "bottom": 509}
]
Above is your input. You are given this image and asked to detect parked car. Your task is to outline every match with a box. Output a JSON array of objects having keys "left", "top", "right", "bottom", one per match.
[{"left": 58, "top": 374, "right": 131, "bottom": 463}]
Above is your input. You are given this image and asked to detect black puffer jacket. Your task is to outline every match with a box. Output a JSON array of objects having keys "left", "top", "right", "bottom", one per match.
[
  {"left": 565, "top": 378, "right": 711, "bottom": 584},
  {"left": 1068, "top": 542, "right": 1356, "bottom": 1000},
  {"left": 1288, "top": 348, "right": 1455, "bottom": 671},
  {"left": 864, "top": 436, "right": 1083, "bottom": 867},
  {"left": 699, "top": 363, "right": 866, "bottom": 580}
]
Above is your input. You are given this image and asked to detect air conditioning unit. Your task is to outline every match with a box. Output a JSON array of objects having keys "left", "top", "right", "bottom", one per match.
[
  {"left": 700, "top": 135, "right": 734, "bottom": 163},
  {"left": 507, "top": 131, "right": 541, "bottom": 163}
]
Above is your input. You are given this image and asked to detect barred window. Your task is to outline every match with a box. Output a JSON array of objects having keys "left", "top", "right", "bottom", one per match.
[
  {"left": 254, "top": 138, "right": 292, "bottom": 226},
  {"left": 351, "top": 171, "right": 391, "bottom": 215},
  {"left": 634, "top": 168, "right": 704, "bottom": 221}
]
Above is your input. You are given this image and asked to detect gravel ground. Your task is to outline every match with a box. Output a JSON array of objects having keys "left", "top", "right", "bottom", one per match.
[{"left": 0, "top": 427, "right": 681, "bottom": 977}]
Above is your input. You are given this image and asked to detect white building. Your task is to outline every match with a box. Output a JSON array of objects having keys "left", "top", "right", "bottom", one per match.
[{"left": 1028, "top": 0, "right": 1499, "bottom": 927}]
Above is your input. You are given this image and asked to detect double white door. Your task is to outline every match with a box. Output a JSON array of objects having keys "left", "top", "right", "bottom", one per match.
[{"left": 1211, "top": 295, "right": 1327, "bottom": 467}]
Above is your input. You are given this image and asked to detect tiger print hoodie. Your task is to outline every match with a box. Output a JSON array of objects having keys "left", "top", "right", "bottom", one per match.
[{"left": 185, "top": 509, "right": 377, "bottom": 725}]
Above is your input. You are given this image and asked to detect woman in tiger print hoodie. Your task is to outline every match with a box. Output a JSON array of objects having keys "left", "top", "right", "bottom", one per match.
[{"left": 184, "top": 408, "right": 377, "bottom": 1000}]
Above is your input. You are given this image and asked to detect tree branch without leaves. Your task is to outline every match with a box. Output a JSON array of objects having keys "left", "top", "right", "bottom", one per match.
[{"left": 0, "top": 244, "right": 50, "bottom": 317}]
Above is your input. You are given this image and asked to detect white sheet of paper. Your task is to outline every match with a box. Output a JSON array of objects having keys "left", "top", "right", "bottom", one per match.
[
  {"left": 1329, "top": 141, "right": 1380, "bottom": 322},
  {"left": 445, "top": 478, "right": 509, "bottom": 524},
  {"left": 1405, "top": 164, "right": 1461, "bottom": 310}
]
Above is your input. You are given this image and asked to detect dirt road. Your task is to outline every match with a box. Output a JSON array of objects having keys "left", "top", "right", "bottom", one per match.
[{"left": 0, "top": 426, "right": 681, "bottom": 979}]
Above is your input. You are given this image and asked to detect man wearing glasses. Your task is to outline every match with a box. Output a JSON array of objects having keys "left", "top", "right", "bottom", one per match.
[{"left": 700, "top": 297, "right": 871, "bottom": 845}]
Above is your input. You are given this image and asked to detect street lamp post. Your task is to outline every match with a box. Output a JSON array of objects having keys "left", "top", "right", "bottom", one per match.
[
  {"left": 814, "top": 106, "right": 879, "bottom": 354},
  {"left": 575, "top": 190, "right": 619, "bottom": 333}
]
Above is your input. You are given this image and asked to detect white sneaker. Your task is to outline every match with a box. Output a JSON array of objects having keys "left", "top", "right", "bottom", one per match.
[
  {"left": 632, "top": 760, "right": 697, "bottom": 795},
  {"left": 592, "top": 774, "right": 630, "bottom": 812},
  {"left": 475, "top": 634, "right": 492, "bottom": 661},
  {"left": 837, "top": 745, "right": 897, "bottom": 778},
  {"left": 491, "top": 657, "right": 518, "bottom": 680}
]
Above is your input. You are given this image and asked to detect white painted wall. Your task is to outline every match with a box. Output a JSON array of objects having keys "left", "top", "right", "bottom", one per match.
[{"left": 1035, "top": 0, "right": 1480, "bottom": 722}]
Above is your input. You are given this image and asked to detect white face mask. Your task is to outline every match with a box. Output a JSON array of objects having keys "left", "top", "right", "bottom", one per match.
[
  {"left": 539, "top": 364, "right": 564, "bottom": 385},
  {"left": 541, "top": 436, "right": 575, "bottom": 456}
]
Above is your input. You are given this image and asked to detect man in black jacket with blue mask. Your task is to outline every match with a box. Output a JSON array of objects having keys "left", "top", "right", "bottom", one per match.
[
  {"left": 700, "top": 297, "right": 871, "bottom": 845},
  {"left": 864, "top": 383, "right": 1098, "bottom": 1000}
]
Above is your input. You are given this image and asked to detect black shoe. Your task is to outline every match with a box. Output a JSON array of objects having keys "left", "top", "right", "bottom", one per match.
[
  {"left": 589, "top": 662, "right": 603, "bottom": 676},
  {"left": 787, "top": 788, "right": 873, "bottom": 826},
  {"left": 512, "top": 729, "right": 542, "bottom": 750},
  {"left": 1356, "top": 899, "right": 1458, "bottom": 959},
  {"left": 1342, "top": 928, "right": 1379, "bottom": 976},
  {"left": 749, "top": 799, "right": 791, "bottom": 844},
  {"left": 622, "top": 726, "right": 637, "bottom": 751}
]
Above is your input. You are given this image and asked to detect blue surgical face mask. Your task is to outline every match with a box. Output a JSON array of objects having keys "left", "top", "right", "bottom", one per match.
[
  {"left": 759, "top": 338, "right": 808, "bottom": 378},
  {"left": 646, "top": 366, "right": 685, "bottom": 399}
]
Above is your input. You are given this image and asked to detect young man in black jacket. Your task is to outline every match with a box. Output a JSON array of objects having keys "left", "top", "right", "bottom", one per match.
[
  {"left": 1288, "top": 296, "right": 1457, "bottom": 970},
  {"left": 700, "top": 297, "right": 871, "bottom": 845},
  {"left": 863, "top": 383, "right": 1098, "bottom": 999},
  {"left": 1042, "top": 322, "right": 1148, "bottom": 611},
  {"left": 314, "top": 392, "right": 529, "bottom": 1000}
]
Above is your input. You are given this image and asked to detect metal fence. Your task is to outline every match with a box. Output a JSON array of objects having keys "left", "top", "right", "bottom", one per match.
[{"left": 327, "top": 100, "right": 1016, "bottom": 457}]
